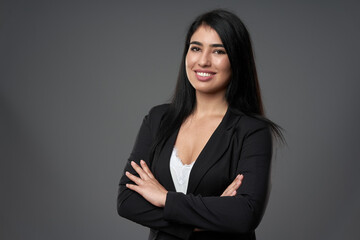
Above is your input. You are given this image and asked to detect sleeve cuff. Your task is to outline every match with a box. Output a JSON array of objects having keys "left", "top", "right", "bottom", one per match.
[
  {"left": 164, "top": 191, "right": 185, "bottom": 221},
  {"left": 163, "top": 192, "right": 194, "bottom": 239}
]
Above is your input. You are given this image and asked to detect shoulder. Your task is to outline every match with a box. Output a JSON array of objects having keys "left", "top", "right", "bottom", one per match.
[
  {"left": 229, "top": 112, "right": 273, "bottom": 155},
  {"left": 147, "top": 103, "right": 170, "bottom": 124},
  {"left": 142, "top": 104, "right": 170, "bottom": 134},
  {"left": 239, "top": 115, "right": 269, "bottom": 131},
  {"left": 134, "top": 104, "right": 170, "bottom": 140},
  {"left": 229, "top": 109, "right": 271, "bottom": 137},
  {"left": 148, "top": 103, "right": 170, "bottom": 118}
]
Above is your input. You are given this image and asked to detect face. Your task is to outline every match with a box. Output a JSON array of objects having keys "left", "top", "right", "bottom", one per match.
[{"left": 185, "top": 25, "right": 231, "bottom": 95}]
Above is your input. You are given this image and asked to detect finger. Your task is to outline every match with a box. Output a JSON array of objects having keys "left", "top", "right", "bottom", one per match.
[
  {"left": 228, "top": 174, "right": 241, "bottom": 189},
  {"left": 228, "top": 175, "right": 243, "bottom": 195},
  {"left": 221, "top": 174, "right": 243, "bottom": 197},
  {"left": 126, "top": 183, "right": 142, "bottom": 194},
  {"left": 125, "top": 171, "right": 143, "bottom": 185},
  {"left": 222, "top": 189, "right": 236, "bottom": 197},
  {"left": 140, "top": 160, "right": 155, "bottom": 178},
  {"left": 232, "top": 174, "right": 243, "bottom": 190},
  {"left": 221, "top": 185, "right": 234, "bottom": 197},
  {"left": 221, "top": 191, "right": 229, "bottom": 197},
  {"left": 131, "top": 161, "right": 148, "bottom": 180},
  {"left": 224, "top": 175, "right": 241, "bottom": 193},
  {"left": 237, "top": 174, "right": 243, "bottom": 187},
  {"left": 221, "top": 185, "right": 232, "bottom": 196},
  {"left": 221, "top": 181, "right": 236, "bottom": 196}
]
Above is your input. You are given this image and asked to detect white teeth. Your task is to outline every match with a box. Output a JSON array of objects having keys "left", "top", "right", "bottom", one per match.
[{"left": 196, "top": 72, "right": 212, "bottom": 77}]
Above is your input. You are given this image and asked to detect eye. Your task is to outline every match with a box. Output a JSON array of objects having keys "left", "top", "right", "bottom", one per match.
[
  {"left": 214, "top": 49, "right": 226, "bottom": 54},
  {"left": 190, "top": 46, "right": 201, "bottom": 52}
]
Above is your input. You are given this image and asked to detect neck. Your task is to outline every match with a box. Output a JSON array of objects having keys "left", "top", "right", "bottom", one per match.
[{"left": 192, "top": 90, "right": 228, "bottom": 117}]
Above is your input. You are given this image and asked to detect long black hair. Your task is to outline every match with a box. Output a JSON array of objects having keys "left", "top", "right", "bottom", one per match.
[{"left": 152, "top": 9, "right": 283, "bottom": 160}]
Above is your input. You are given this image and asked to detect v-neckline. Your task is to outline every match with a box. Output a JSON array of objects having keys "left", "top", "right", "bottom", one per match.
[
  {"left": 172, "top": 147, "right": 196, "bottom": 167},
  {"left": 173, "top": 107, "right": 230, "bottom": 166},
  {"left": 154, "top": 106, "right": 241, "bottom": 193}
]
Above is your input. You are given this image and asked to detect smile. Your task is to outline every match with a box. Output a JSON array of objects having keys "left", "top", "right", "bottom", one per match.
[
  {"left": 196, "top": 71, "right": 215, "bottom": 77},
  {"left": 194, "top": 70, "right": 216, "bottom": 82},
  {"left": 197, "top": 72, "right": 212, "bottom": 77}
]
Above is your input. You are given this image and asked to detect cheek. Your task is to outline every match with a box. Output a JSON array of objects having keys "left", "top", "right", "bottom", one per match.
[
  {"left": 185, "top": 54, "right": 193, "bottom": 80},
  {"left": 185, "top": 52, "right": 197, "bottom": 69},
  {"left": 217, "top": 58, "right": 231, "bottom": 75},
  {"left": 185, "top": 56, "right": 190, "bottom": 69}
]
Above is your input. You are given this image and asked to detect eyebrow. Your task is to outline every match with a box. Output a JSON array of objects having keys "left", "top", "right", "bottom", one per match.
[{"left": 190, "top": 41, "right": 224, "bottom": 48}]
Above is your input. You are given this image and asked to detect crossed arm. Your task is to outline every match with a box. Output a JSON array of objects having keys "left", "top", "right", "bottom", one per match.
[
  {"left": 125, "top": 160, "right": 243, "bottom": 232},
  {"left": 118, "top": 109, "right": 272, "bottom": 238},
  {"left": 118, "top": 159, "right": 243, "bottom": 239},
  {"left": 125, "top": 160, "right": 243, "bottom": 208}
]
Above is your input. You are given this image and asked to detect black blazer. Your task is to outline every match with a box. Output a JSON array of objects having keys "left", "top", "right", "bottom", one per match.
[{"left": 117, "top": 104, "right": 272, "bottom": 240}]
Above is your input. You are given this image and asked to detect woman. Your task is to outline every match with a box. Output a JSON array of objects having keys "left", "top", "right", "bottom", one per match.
[{"left": 117, "top": 9, "right": 283, "bottom": 240}]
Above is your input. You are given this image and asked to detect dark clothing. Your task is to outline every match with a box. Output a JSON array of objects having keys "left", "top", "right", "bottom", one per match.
[{"left": 118, "top": 104, "right": 272, "bottom": 240}]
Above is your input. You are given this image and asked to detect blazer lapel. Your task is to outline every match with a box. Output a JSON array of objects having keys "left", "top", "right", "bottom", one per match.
[
  {"left": 187, "top": 108, "right": 241, "bottom": 194},
  {"left": 153, "top": 128, "right": 179, "bottom": 192},
  {"left": 152, "top": 107, "right": 243, "bottom": 194}
]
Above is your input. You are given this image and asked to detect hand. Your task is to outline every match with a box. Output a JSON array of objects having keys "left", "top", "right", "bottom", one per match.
[
  {"left": 125, "top": 160, "right": 168, "bottom": 207},
  {"left": 193, "top": 174, "right": 244, "bottom": 232},
  {"left": 220, "top": 174, "right": 243, "bottom": 197}
]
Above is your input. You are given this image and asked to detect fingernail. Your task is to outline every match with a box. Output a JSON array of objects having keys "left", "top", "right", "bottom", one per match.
[
  {"left": 125, "top": 171, "right": 129, "bottom": 175},
  {"left": 140, "top": 160, "right": 144, "bottom": 164}
]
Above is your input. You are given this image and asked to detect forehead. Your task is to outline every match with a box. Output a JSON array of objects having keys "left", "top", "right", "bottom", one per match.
[{"left": 190, "top": 25, "right": 223, "bottom": 44}]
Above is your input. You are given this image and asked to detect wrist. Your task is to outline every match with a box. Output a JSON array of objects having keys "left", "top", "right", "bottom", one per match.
[{"left": 161, "top": 191, "right": 168, "bottom": 207}]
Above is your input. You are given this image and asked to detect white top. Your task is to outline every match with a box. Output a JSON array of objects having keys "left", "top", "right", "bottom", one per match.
[{"left": 169, "top": 147, "right": 195, "bottom": 194}]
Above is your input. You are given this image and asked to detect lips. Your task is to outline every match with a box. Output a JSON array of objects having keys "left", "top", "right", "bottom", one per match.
[{"left": 195, "top": 70, "right": 216, "bottom": 81}]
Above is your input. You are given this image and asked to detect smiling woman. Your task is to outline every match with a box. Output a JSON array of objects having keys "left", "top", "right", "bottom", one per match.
[
  {"left": 117, "top": 9, "right": 283, "bottom": 240},
  {"left": 186, "top": 25, "right": 232, "bottom": 95}
]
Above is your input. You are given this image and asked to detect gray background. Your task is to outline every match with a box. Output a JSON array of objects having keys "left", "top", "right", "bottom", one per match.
[{"left": 1, "top": 0, "right": 360, "bottom": 239}]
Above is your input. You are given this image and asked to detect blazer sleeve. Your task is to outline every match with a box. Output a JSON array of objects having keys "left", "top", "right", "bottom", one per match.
[
  {"left": 163, "top": 122, "right": 272, "bottom": 234},
  {"left": 117, "top": 107, "right": 194, "bottom": 240}
]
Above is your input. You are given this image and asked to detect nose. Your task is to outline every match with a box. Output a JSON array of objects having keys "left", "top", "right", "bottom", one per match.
[{"left": 198, "top": 51, "right": 211, "bottom": 67}]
